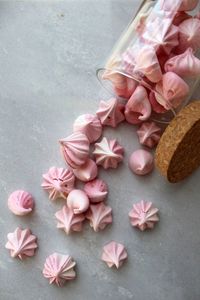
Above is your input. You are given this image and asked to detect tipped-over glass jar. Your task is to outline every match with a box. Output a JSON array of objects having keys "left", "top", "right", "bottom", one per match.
[{"left": 97, "top": 0, "right": 200, "bottom": 123}]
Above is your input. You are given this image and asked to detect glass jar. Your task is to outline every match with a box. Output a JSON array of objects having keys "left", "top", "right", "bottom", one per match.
[{"left": 97, "top": 0, "right": 200, "bottom": 124}]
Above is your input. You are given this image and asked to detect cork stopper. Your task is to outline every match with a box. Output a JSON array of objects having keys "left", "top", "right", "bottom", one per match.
[{"left": 155, "top": 101, "right": 200, "bottom": 183}]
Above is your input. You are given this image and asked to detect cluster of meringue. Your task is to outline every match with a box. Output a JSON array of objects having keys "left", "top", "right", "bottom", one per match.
[{"left": 105, "top": 0, "right": 200, "bottom": 114}]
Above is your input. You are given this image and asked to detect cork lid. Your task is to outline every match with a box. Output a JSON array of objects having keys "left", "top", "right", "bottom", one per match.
[{"left": 155, "top": 101, "right": 200, "bottom": 183}]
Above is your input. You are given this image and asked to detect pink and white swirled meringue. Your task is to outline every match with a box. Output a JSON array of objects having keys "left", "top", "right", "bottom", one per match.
[
  {"left": 86, "top": 202, "right": 112, "bottom": 232},
  {"left": 67, "top": 189, "right": 89, "bottom": 214},
  {"left": 59, "top": 132, "right": 90, "bottom": 169},
  {"left": 84, "top": 178, "right": 108, "bottom": 203},
  {"left": 93, "top": 137, "right": 124, "bottom": 169},
  {"left": 72, "top": 159, "right": 98, "bottom": 182},
  {"left": 178, "top": 18, "right": 200, "bottom": 52},
  {"left": 137, "top": 122, "right": 161, "bottom": 148},
  {"left": 125, "top": 86, "right": 152, "bottom": 124},
  {"left": 129, "top": 149, "right": 154, "bottom": 176},
  {"left": 55, "top": 205, "right": 85, "bottom": 234},
  {"left": 165, "top": 48, "right": 200, "bottom": 78},
  {"left": 41, "top": 167, "right": 75, "bottom": 200},
  {"left": 96, "top": 98, "right": 125, "bottom": 128},
  {"left": 5, "top": 227, "right": 38, "bottom": 259},
  {"left": 101, "top": 241, "right": 128, "bottom": 269},
  {"left": 73, "top": 114, "right": 102, "bottom": 143},
  {"left": 129, "top": 200, "right": 159, "bottom": 231},
  {"left": 8, "top": 190, "right": 34, "bottom": 216},
  {"left": 43, "top": 253, "right": 76, "bottom": 287}
]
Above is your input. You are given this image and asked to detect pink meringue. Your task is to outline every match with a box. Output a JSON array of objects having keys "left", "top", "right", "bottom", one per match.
[
  {"left": 86, "top": 202, "right": 112, "bottom": 232},
  {"left": 8, "top": 190, "right": 34, "bottom": 216},
  {"left": 149, "top": 91, "right": 167, "bottom": 113},
  {"left": 5, "top": 227, "right": 38, "bottom": 259},
  {"left": 155, "top": 72, "right": 189, "bottom": 109},
  {"left": 96, "top": 98, "right": 125, "bottom": 128},
  {"left": 59, "top": 132, "right": 89, "bottom": 169},
  {"left": 179, "top": 0, "right": 199, "bottom": 11},
  {"left": 41, "top": 167, "right": 75, "bottom": 200},
  {"left": 136, "top": 122, "right": 161, "bottom": 148},
  {"left": 125, "top": 86, "right": 152, "bottom": 124},
  {"left": 101, "top": 241, "right": 128, "bottom": 269},
  {"left": 55, "top": 205, "right": 85, "bottom": 234},
  {"left": 84, "top": 178, "right": 108, "bottom": 203},
  {"left": 43, "top": 253, "right": 76, "bottom": 286},
  {"left": 160, "top": 0, "right": 198, "bottom": 11},
  {"left": 173, "top": 12, "right": 191, "bottom": 26},
  {"left": 179, "top": 18, "right": 200, "bottom": 52},
  {"left": 67, "top": 189, "right": 89, "bottom": 214},
  {"left": 93, "top": 137, "right": 124, "bottom": 169},
  {"left": 129, "top": 200, "right": 159, "bottom": 231},
  {"left": 164, "top": 48, "right": 200, "bottom": 78},
  {"left": 114, "top": 77, "right": 138, "bottom": 99},
  {"left": 72, "top": 159, "right": 98, "bottom": 182},
  {"left": 129, "top": 149, "right": 154, "bottom": 175},
  {"left": 73, "top": 114, "right": 102, "bottom": 143}
]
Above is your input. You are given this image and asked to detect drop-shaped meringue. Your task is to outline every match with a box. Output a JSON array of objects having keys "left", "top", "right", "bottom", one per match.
[
  {"left": 73, "top": 114, "right": 102, "bottom": 143},
  {"left": 101, "top": 241, "right": 128, "bottom": 269},
  {"left": 164, "top": 48, "right": 200, "bottom": 78},
  {"left": 149, "top": 91, "right": 167, "bottom": 113},
  {"left": 43, "top": 253, "right": 76, "bottom": 287},
  {"left": 137, "top": 122, "right": 161, "bottom": 148},
  {"left": 96, "top": 98, "right": 125, "bottom": 128},
  {"left": 115, "top": 77, "right": 138, "bottom": 99},
  {"left": 179, "top": 18, "right": 200, "bottom": 52},
  {"left": 59, "top": 132, "right": 90, "bottom": 169},
  {"left": 72, "top": 159, "right": 98, "bottom": 182},
  {"left": 7, "top": 190, "right": 34, "bottom": 216},
  {"left": 160, "top": 0, "right": 198, "bottom": 11},
  {"left": 125, "top": 86, "right": 152, "bottom": 124},
  {"left": 55, "top": 205, "right": 85, "bottom": 234},
  {"left": 129, "top": 200, "right": 159, "bottom": 231},
  {"left": 67, "top": 189, "right": 89, "bottom": 214},
  {"left": 155, "top": 72, "right": 189, "bottom": 109},
  {"left": 93, "top": 137, "right": 124, "bottom": 169},
  {"left": 85, "top": 202, "right": 112, "bottom": 232},
  {"left": 129, "top": 149, "right": 154, "bottom": 175},
  {"left": 84, "top": 178, "right": 108, "bottom": 203},
  {"left": 41, "top": 167, "right": 75, "bottom": 200},
  {"left": 5, "top": 227, "right": 38, "bottom": 259}
]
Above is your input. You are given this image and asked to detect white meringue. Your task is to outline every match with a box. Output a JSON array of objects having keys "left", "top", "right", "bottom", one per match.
[
  {"left": 43, "top": 253, "right": 76, "bottom": 286},
  {"left": 67, "top": 189, "right": 89, "bottom": 214},
  {"left": 93, "top": 137, "right": 124, "bottom": 169},
  {"left": 55, "top": 205, "right": 85, "bottom": 234},
  {"left": 8, "top": 190, "right": 34, "bottom": 216},
  {"left": 86, "top": 202, "right": 112, "bottom": 232},
  {"left": 136, "top": 122, "right": 161, "bottom": 148},
  {"left": 84, "top": 178, "right": 108, "bottom": 203},
  {"left": 72, "top": 159, "right": 98, "bottom": 182},
  {"left": 73, "top": 114, "right": 102, "bottom": 143},
  {"left": 129, "top": 149, "right": 154, "bottom": 176},
  {"left": 101, "top": 241, "right": 128, "bottom": 269}
]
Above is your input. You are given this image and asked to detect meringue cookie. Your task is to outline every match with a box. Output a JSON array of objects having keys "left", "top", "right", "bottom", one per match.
[
  {"left": 73, "top": 114, "right": 102, "bottom": 143},
  {"left": 55, "top": 205, "right": 85, "bottom": 234},
  {"left": 179, "top": 18, "right": 200, "bottom": 52},
  {"left": 149, "top": 91, "right": 167, "bottom": 114},
  {"left": 43, "top": 253, "right": 76, "bottom": 287},
  {"left": 41, "top": 167, "right": 75, "bottom": 200},
  {"left": 101, "top": 241, "right": 128, "bottom": 269},
  {"left": 155, "top": 72, "right": 189, "bottom": 109},
  {"left": 129, "top": 149, "right": 154, "bottom": 175},
  {"left": 137, "top": 122, "right": 161, "bottom": 148},
  {"left": 164, "top": 48, "right": 200, "bottom": 78},
  {"left": 86, "top": 202, "right": 112, "bottom": 232},
  {"left": 72, "top": 159, "right": 98, "bottom": 182},
  {"left": 93, "top": 137, "right": 124, "bottom": 169},
  {"left": 125, "top": 86, "right": 152, "bottom": 124},
  {"left": 129, "top": 200, "right": 159, "bottom": 231},
  {"left": 114, "top": 77, "right": 138, "bottom": 100},
  {"left": 67, "top": 189, "right": 89, "bottom": 214},
  {"left": 173, "top": 11, "right": 191, "bottom": 26},
  {"left": 96, "top": 98, "right": 125, "bottom": 128},
  {"left": 84, "top": 178, "right": 108, "bottom": 203},
  {"left": 160, "top": 0, "right": 198, "bottom": 11},
  {"left": 59, "top": 132, "right": 90, "bottom": 169},
  {"left": 179, "top": 0, "right": 199, "bottom": 11},
  {"left": 5, "top": 227, "right": 38, "bottom": 259},
  {"left": 8, "top": 190, "right": 34, "bottom": 216}
]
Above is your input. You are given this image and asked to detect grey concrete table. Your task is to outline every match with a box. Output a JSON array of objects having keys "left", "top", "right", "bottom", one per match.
[{"left": 0, "top": 1, "right": 200, "bottom": 300}]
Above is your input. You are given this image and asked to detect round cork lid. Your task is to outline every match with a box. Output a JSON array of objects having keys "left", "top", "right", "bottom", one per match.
[{"left": 155, "top": 101, "right": 200, "bottom": 183}]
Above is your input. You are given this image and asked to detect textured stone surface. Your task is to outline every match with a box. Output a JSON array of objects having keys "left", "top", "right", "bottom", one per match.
[{"left": 0, "top": 1, "right": 200, "bottom": 300}]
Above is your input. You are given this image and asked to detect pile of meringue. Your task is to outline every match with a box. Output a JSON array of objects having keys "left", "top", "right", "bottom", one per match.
[{"left": 104, "top": 0, "right": 200, "bottom": 117}]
